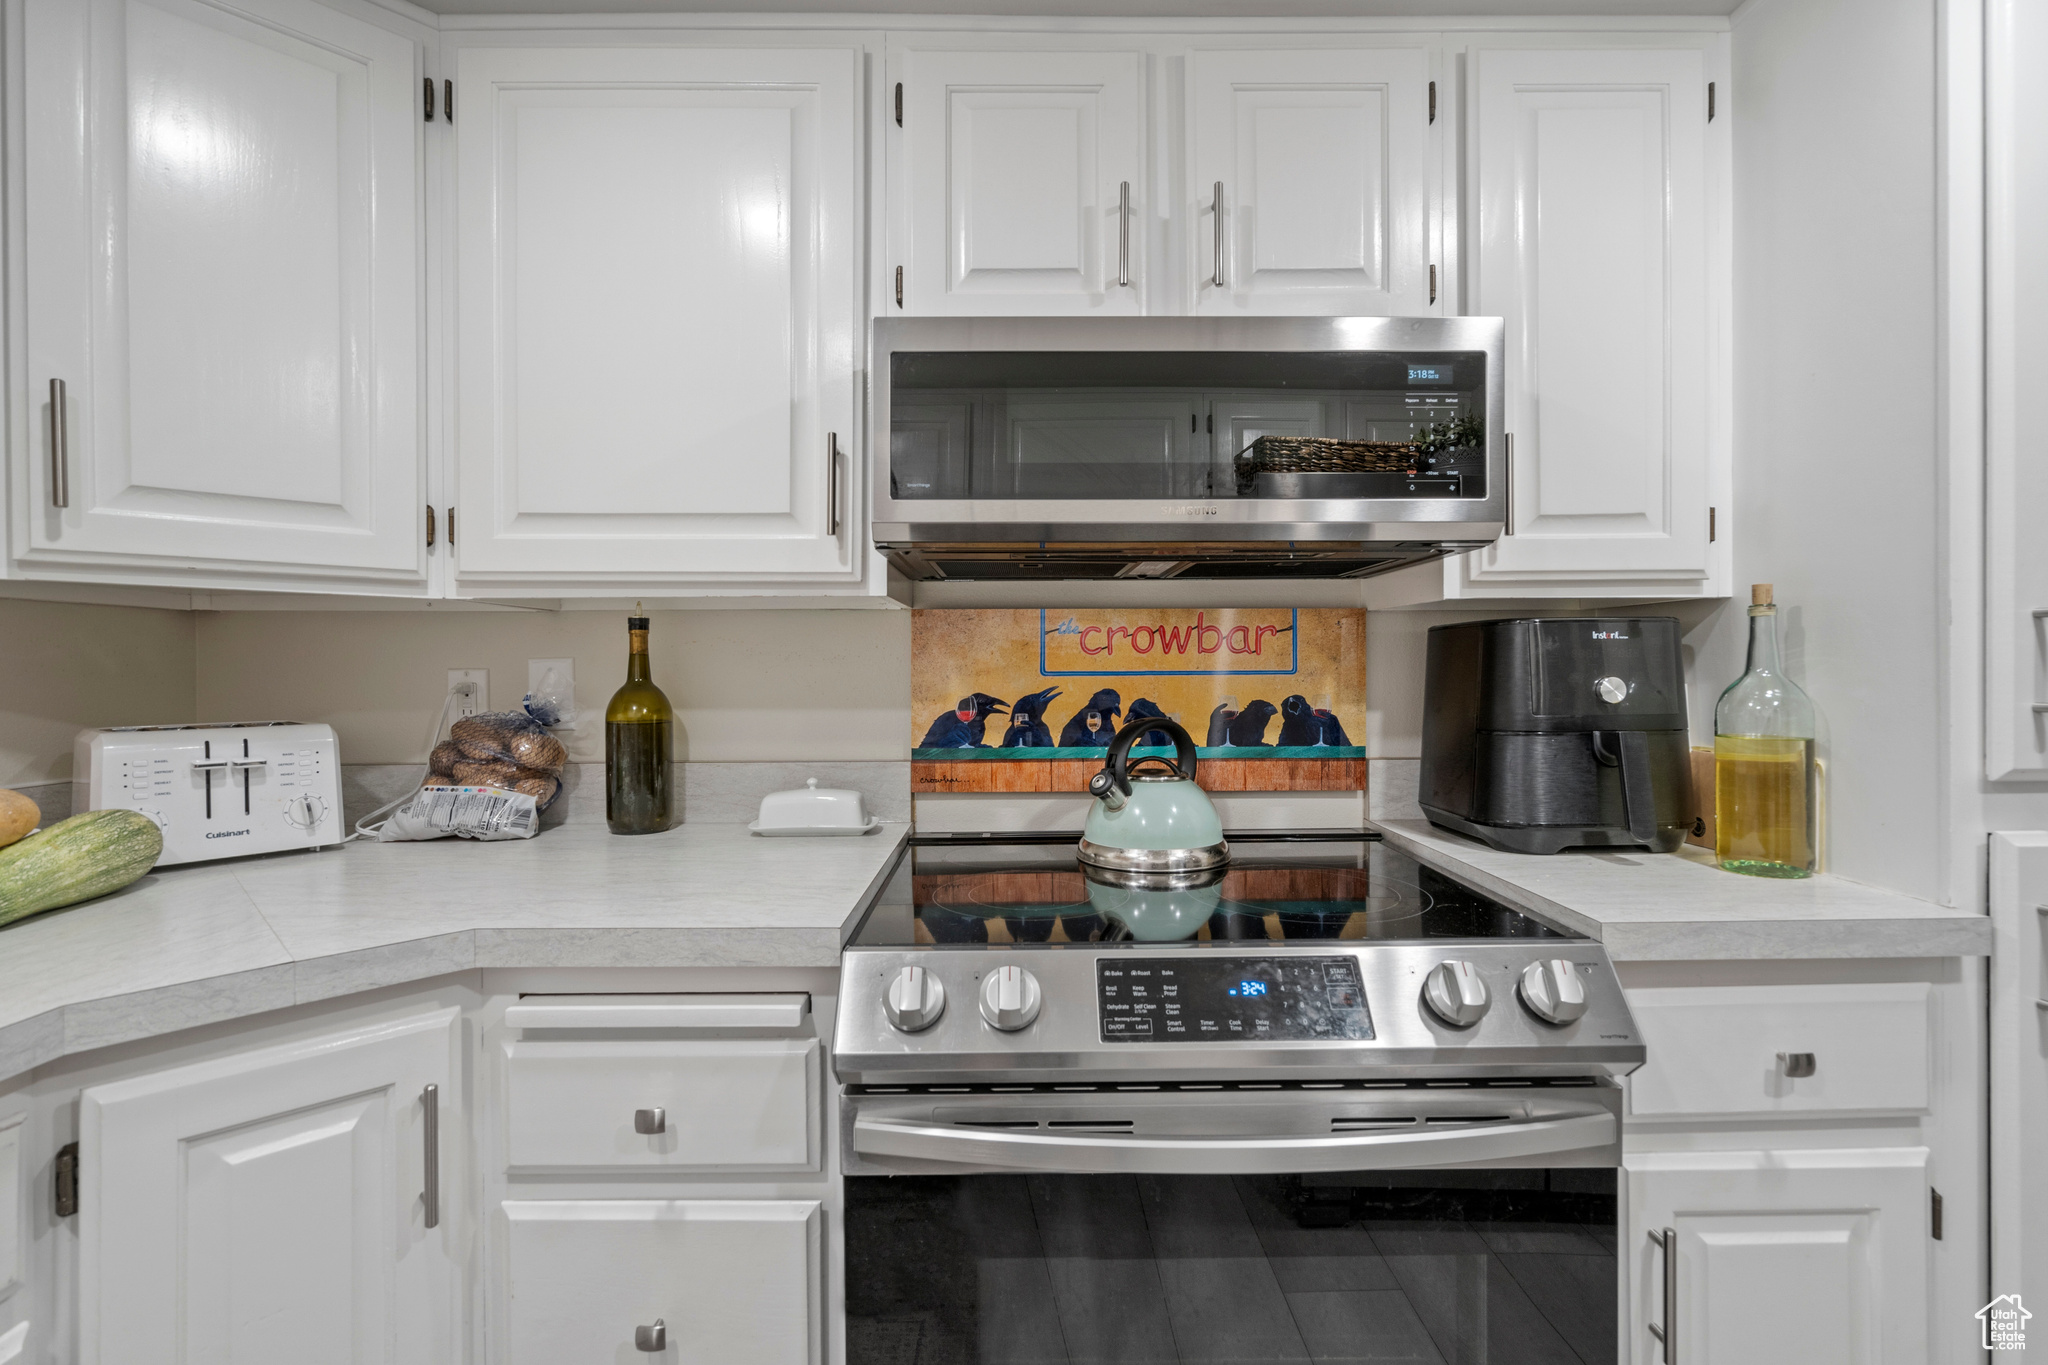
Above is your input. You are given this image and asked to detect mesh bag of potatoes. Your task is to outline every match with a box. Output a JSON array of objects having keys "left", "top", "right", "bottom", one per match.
[
  {"left": 378, "top": 712, "right": 569, "bottom": 842},
  {"left": 429, "top": 713, "right": 568, "bottom": 807}
]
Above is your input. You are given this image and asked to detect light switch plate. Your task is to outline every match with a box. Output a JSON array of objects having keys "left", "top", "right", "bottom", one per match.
[{"left": 448, "top": 670, "right": 487, "bottom": 718}]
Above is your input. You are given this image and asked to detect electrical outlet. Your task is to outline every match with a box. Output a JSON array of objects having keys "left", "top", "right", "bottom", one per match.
[
  {"left": 526, "top": 658, "right": 575, "bottom": 729},
  {"left": 448, "top": 669, "right": 487, "bottom": 718}
]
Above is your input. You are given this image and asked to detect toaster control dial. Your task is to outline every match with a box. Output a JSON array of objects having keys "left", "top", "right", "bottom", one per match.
[
  {"left": 1594, "top": 675, "right": 1629, "bottom": 704},
  {"left": 883, "top": 965, "right": 946, "bottom": 1033},
  {"left": 979, "top": 965, "right": 1043, "bottom": 1032},
  {"left": 1422, "top": 960, "right": 1490, "bottom": 1027},
  {"left": 1518, "top": 959, "right": 1590, "bottom": 1025},
  {"left": 285, "top": 794, "right": 328, "bottom": 829}
]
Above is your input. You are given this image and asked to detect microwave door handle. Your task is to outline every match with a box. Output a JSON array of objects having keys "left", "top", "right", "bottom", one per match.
[{"left": 853, "top": 1110, "right": 1614, "bottom": 1176}]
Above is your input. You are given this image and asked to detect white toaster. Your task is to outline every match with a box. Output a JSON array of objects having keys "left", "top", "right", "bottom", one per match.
[{"left": 73, "top": 722, "right": 345, "bottom": 866}]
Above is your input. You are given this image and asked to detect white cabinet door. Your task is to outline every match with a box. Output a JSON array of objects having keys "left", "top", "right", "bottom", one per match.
[
  {"left": 1991, "top": 833, "right": 2048, "bottom": 1340},
  {"left": 1189, "top": 47, "right": 1434, "bottom": 316},
  {"left": 79, "top": 1010, "right": 459, "bottom": 1365},
  {"left": 1985, "top": 0, "right": 2048, "bottom": 777},
  {"left": 1628, "top": 1148, "right": 1929, "bottom": 1365},
  {"left": 1453, "top": 47, "right": 1718, "bottom": 596},
  {"left": 893, "top": 48, "right": 1144, "bottom": 315},
  {"left": 501, "top": 1200, "right": 820, "bottom": 1365},
  {"left": 20, "top": 0, "right": 424, "bottom": 585},
  {"left": 452, "top": 46, "right": 861, "bottom": 588}
]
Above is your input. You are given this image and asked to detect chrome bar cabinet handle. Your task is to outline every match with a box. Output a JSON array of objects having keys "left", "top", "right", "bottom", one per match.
[
  {"left": 1117, "top": 181, "right": 1131, "bottom": 288},
  {"left": 1211, "top": 182, "right": 1226, "bottom": 288},
  {"left": 48, "top": 378, "right": 69, "bottom": 509},
  {"left": 1647, "top": 1227, "right": 1675, "bottom": 1362},
  {"left": 827, "top": 432, "right": 843, "bottom": 536},
  {"left": 422, "top": 1083, "right": 440, "bottom": 1229}
]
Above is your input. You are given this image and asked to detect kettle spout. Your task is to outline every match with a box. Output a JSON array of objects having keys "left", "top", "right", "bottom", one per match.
[{"left": 1088, "top": 768, "right": 1128, "bottom": 812}]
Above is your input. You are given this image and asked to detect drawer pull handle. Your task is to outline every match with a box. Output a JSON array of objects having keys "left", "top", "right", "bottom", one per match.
[
  {"left": 1777, "top": 1052, "right": 1816, "bottom": 1078},
  {"left": 635, "top": 1319, "right": 667, "bottom": 1352},
  {"left": 635, "top": 1107, "right": 667, "bottom": 1135}
]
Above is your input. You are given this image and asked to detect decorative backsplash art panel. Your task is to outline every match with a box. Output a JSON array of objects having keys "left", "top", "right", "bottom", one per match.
[{"left": 911, "top": 608, "right": 1366, "bottom": 793}]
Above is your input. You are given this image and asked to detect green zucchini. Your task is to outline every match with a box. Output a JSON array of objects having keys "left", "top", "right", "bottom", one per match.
[{"left": 0, "top": 809, "right": 163, "bottom": 929}]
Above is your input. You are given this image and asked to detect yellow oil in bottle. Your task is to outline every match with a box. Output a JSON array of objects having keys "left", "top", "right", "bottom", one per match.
[{"left": 1713, "top": 735, "right": 1815, "bottom": 878}]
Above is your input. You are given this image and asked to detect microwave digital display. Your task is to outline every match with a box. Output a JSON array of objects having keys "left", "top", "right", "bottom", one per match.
[{"left": 1408, "top": 365, "right": 1455, "bottom": 384}]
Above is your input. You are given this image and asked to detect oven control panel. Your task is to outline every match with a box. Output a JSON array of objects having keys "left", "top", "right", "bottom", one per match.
[{"left": 1098, "top": 956, "right": 1373, "bottom": 1043}]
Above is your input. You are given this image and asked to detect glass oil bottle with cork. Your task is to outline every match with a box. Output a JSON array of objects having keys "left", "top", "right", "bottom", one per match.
[
  {"left": 1714, "top": 583, "right": 1817, "bottom": 877},
  {"left": 605, "top": 604, "right": 674, "bottom": 834}
]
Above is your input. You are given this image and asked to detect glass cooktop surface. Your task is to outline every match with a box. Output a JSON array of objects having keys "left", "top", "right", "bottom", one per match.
[{"left": 848, "top": 833, "right": 1575, "bottom": 949}]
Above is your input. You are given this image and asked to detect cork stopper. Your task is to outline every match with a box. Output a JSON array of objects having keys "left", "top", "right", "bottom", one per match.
[{"left": 1751, "top": 583, "right": 1774, "bottom": 607}]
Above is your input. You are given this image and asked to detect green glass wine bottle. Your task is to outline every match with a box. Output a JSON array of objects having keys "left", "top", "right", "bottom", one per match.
[{"left": 605, "top": 609, "right": 673, "bottom": 834}]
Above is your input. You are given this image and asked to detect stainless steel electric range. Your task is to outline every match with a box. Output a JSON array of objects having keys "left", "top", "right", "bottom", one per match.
[{"left": 834, "top": 832, "right": 1643, "bottom": 1364}]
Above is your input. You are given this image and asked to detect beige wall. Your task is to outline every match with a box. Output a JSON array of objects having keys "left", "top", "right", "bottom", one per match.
[
  {"left": 0, "top": 598, "right": 197, "bottom": 786},
  {"left": 194, "top": 608, "right": 913, "bottom": 765},
  {"left": 9, "top": 594, "right": 1736, "bottom": 788}
]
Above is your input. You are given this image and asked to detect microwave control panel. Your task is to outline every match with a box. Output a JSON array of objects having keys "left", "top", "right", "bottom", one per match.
[{"left": 1097, "top": 956, "right": 1373, "bottom": 1043}]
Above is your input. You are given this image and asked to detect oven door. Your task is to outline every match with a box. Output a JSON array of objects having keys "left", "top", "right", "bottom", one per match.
[{"left": 843, "top": 1086, "right": 1620, "bottom": 1364}]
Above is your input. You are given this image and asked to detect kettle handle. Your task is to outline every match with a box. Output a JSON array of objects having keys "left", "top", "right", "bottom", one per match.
[{"left": 1093, "top": 716, "right": 1199, "bottom": 799}]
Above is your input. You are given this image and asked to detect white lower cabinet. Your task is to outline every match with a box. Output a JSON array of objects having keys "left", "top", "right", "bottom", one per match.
[
  {"left": 1626, "top": 1148, "right": 1930, "bottom": 1365},
  {"left": 504, "top": 1037, "right": 820, "bottom": 1172},
  {"left": 501, "top": 1199, "right": 821, "bottom": 1364},
  {"left": 77, "top": 1009, "right": 460, "bottom": 1365}
]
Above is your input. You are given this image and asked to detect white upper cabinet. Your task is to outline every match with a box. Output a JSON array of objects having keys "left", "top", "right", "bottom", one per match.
[
  {"left": 18, "top": 0, "right": 426, "bottom": 587},
  {"left": 892, "top": 47, "right": 1145, "bottom": 315},
  {"left": 1450, "top": 45, "right": 1724, "bottom": 598},
  {"left": 451, "top": 45, "right": 862, "bottom": 591},
  {"left": 1188, "top": 47, "right": 1435, "bottom": 317},
  {"left": 80, "top": 1010, "right": 459, "bottom": 1365},
  {"left": 1986, "top": 0, "right": 2048, "bottom": 778}
]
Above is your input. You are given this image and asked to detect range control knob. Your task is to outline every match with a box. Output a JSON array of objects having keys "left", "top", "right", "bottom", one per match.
[
  {"left": 883, "top": 965, "right": 946, "bottom": 1033},
  {"left": 979, "top": 965, "right": 1043, "bottom": 1032},
  {"left": 1422, "top": 960, "right": 1491, "bottom": 1027},
  {"left": 1518, "top": 959, "right": 1589, "bottom": 1025}
]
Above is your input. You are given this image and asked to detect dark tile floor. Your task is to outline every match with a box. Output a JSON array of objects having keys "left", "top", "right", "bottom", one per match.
[{"left": 847, "top": 1173, "right": 1616, "bottom": 1365}]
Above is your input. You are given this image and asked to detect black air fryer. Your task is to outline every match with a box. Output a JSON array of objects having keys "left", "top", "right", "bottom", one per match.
[{"left": 1420, "top": 617, "right": 1691, "bottom": 854}]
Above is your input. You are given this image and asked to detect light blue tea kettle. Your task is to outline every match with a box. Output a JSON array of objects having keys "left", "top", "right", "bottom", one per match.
[{"left": 1079, "top": 716, "right": 1229, "bottom": 873}]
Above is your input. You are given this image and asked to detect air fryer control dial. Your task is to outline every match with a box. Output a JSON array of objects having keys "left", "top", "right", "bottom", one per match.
[{"left": 1594, "top": 675, "right": 1629, "bottom": 704}]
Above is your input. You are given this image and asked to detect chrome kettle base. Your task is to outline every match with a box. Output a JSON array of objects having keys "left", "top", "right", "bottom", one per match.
[{"left": 1076, "top": 839, "right": 1231, "bottom": 875}]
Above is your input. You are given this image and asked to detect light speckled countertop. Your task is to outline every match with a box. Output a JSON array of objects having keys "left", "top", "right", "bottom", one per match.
[
  {"left": 1372, "top": 818, "right": 1990, "bottom": 961},
  {"left": 0, "top": 814, "right": 1992, "bottom": 1085},
  {"left": 0, "top": 822, "right": 909, "bottom": 1083}
]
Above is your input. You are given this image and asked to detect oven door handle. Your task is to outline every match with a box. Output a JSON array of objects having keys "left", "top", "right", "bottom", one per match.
[{"left": 852, "top": 1110, "right": 1615, "bottom": 1175}]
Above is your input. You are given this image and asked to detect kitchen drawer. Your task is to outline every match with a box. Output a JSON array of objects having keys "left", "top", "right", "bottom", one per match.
[
  {"left": 505, "top": 1038, "right": 820, "bottom": 1171},
  {"left": 502, "top": 1199, "right": 820, "bottom": 1365},
  {"left": 1624, "top": 982, "right": 1930, "bottom": 1119}
]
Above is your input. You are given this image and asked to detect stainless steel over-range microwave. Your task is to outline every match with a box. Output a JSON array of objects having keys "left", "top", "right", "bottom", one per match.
[{"left": 869, "top": 316, "right": 1506, "bottom": 582}]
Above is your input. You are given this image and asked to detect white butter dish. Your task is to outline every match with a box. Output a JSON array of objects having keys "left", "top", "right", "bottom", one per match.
[{"left": 751, "top": 778, "right": 871, "bottom": 835}]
